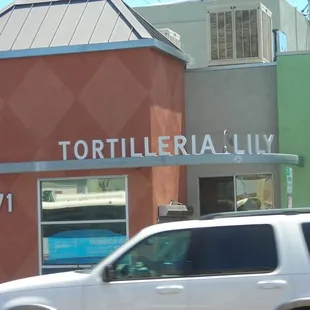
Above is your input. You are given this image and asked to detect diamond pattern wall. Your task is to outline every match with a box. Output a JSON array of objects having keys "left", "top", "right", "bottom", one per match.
[{"left": 0, "top": 47, "right": 186, "bottom": 282}]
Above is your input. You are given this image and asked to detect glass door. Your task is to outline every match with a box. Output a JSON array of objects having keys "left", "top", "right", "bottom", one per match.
[
  {"left": 235, "top": 174, "right": 274, "bottom": 211},
  {"left": 199, "top": 177, "right": 235, "bottom": 216}
]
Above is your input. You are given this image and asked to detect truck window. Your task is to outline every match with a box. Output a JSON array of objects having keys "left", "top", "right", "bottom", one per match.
[
  {"left": 301, "top": 223, "right": 310, "bottom": 256},
  {"left": 112, "top": 229, "right": 193, "bottom": 280},
  {"left": 190, "top": 224, "right": 278, "bottom": 276}
]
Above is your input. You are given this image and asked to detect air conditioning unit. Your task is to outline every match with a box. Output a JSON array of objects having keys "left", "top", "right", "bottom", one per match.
[
  {"left": 158, "top": 28, "right": 182, "bottom": 49},
  {"left": 207, "top": 3, "right": 272, "bottom": 66}
]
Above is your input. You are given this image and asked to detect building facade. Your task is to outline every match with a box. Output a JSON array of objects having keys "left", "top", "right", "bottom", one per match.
[
  {"left": 135, "top": 0, "right": 310, "bottom": 68},
  {"left": 0, "top": 0, "right": 189, "bottom": 282},
  {"left": 0, "top": 0, "right": 303, "bottom": 283},
  {"left": 185, "top": 63, "right": 281, "bottom": 216}
]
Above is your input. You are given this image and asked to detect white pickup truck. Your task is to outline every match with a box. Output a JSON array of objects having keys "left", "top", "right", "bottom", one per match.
[{"left": 1, "top": 208, "right": 310, "bottom": 310}]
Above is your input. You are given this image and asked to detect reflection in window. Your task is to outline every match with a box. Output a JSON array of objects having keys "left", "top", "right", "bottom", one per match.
[
  {"left": 41, "top": 177, "right": 126, "bottom": 221},
  {"left": 113, "top": 230, "right": 193, "bottom": 280},
  {"left": 39, "top": 177, "right": 127, "bottom": 274},
  {"left": 236, "top": 174, "right": 273, "bottom": 211},
  {"left": 42, "top": 222, "right": 127, "bottom": 265}
]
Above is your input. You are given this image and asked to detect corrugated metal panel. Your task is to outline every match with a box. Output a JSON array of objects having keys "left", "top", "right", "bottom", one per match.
[
  {"left": 31, "top": 2, "right": 69, "bottom": 48},
  {"left": 0, "top": 6, "right": 30, "bottom": 51},
  {"left": 50, "top": 0, "right": 87, "bottom": 47},
  {"left": 89, "top": 1, "right": 119, "bottom": 44},
  {"left": 110, "top": 16, "right": 132, "bottom": 42},
  {"left": 69, "top": 0, "right": 106, "bottom": 45},
  {"left": 12, "top": 4, "right": 50, "bottom": 50}
]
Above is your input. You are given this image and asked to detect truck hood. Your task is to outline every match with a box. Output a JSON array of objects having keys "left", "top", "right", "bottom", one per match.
[{"left": 0, "top": 271, "right": 89, "bottom": 294}]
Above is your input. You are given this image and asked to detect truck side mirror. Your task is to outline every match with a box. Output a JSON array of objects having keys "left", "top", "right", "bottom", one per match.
[{"left": 102, "top": 265, "right": 115, "bottom": 283}]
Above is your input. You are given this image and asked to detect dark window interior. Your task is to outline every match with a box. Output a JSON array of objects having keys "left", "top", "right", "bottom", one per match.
[
  {"left": 190, "top": 224, "right": 278, "bottom": 275},
  {"left": 301, "top": 223, "right": 310, "bottom": 256},
  {"left": 199, "top": 177, "right": 234, "bottom": 215}
]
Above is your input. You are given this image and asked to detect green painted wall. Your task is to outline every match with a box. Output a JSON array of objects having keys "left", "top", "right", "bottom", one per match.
[{"left": 277, "top": 53, "right": 310, "bottom": 207}]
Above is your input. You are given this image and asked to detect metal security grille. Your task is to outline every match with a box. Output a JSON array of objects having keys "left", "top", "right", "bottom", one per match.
[
  {"left": 235, "top": 9, "right": 259, "bottom": 58},
  {"left": 210, "top": 11, "right": 233, "bottom": 60},
  {"left": 208, "top": 4, "right": 272, "bottom": 65}
]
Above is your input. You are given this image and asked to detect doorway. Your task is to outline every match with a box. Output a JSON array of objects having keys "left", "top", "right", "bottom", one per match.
[{"left": 199, "top": 177, "right": 234, "bottom": 216}]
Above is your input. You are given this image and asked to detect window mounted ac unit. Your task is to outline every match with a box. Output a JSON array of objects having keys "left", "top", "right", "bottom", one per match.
[
  {"left": 158, "top": 28, "right": 182, "bottom": 49},
  {"left": 207, "top": 3, "right": 272, "bottom": 66}
]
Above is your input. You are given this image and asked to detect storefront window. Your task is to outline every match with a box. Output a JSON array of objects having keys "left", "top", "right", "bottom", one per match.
[
  {"left": 236, "top": 174, "right": 273, "bottom": 211},
  {"left": 39, "top": 176, "right": 127, "bottom": 274},
  {"left": 199, "top": 177, "right": 234, "bottom": 215}
]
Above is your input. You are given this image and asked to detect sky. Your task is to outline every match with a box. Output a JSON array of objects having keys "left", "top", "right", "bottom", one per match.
[
  {"left": 287, "top": 0, "right": 307, "bottom": 10},
  {"left": 0, "top": 0, "right": 307, "bottom": 12},
  {"left": 129, "top": 0, "right": 308, "bottom": 8}
]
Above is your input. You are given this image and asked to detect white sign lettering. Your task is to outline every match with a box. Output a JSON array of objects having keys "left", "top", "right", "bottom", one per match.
[
  {"left": 0, "top": 193, "right": 13, "bottom": 213},
  {"left": 58, "top": 133, "right": 275, "bottom": 160}
]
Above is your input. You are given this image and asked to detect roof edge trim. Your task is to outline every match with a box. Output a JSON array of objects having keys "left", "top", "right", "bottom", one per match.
[
  {"left": 0, "top": 153, "right": 302, "bottom": 174},
  {"left": 186, "top": 62, "right": 276, "bottom": 73},
  {"left": 0, "top": 38, "right": 188, "bottom": 62},
  {"left": 277, "top": 50, "right": 310, "bottom": 57},
  {"left": 154, "top": 39, "right": 190, "bottom": 63}
]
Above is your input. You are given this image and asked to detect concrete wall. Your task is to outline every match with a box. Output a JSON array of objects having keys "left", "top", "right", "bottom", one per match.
[
  {"left": 184, "top": 63, "right": 280, "bottom": 216},
  {"left": 279, "top": 0, "right": 309, "bottom": 51},
  {"left": 277, "top": 51, "right": 310, "bottom": 208},
  {"left": 135, "top": 0, "right": 310, "bottom": 68}
]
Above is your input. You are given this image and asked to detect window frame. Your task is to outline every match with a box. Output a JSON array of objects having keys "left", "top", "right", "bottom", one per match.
[{"left": 37, "top": 175, "right": 129, "bottom": 275}]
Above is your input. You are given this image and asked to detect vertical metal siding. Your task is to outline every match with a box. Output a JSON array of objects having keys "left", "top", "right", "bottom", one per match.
[
  {"left": 89, "top": 2, "right": 119, "bottom": 43},
  {"left": 0, "top": 7, "right": 30, "bottom": 51},
  {"left": 50, "top": 0, "right": 88, "bottom": 47},
  {"left": 109, "top": 16, "right": 133, "bottom": 42},
  {"left": 0, "top": 9, "right": 13, "bottom": 37},
  {"left": 31, "top": 2, "right": 69, "bottom": 48},
  {"left": 69, "top": 0, "right": 106, "bottom": 45},
  {"left": 12, "top": 4, "right": 50, "bottom": 50},
  {"left": 0, "top": 0, "right": 182, "bottom": 51}
]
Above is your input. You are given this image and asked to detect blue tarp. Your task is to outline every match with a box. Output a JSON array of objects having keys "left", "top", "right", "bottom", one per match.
[{"left": 44, "top": 229, "right": 126, "bottom": 265}]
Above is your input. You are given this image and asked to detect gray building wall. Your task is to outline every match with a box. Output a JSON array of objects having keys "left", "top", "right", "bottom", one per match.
[
  {"left": 135, "top": 0, "right": 310, "bottom": 68},
  {"left": 184, "top": 63, "right": 280, "bottom": 217}
]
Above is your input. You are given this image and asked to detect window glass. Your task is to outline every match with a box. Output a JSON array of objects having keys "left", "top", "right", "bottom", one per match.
[
  {"left": 42, "top": 267, "right": 86, "bottom": 275},
  {"left": 112, "top": 230, "right": 193, "bottom": 280},
  {"left": 41, "top": 177, "right": 126, "bottom": 222},
  {"left": 42, "top": 222, "right": 126, "bottom": 265},
  {"left": 199, "top": 177, "right": 234, "bottom": 215},
  {"left": 191, "top": 224, "right": 278, "bottom": 275},
  {"left": 236, "top": 174, "right": 273, "bottom": 211},
  {"left": 301, "top": 223, "right": 310, "bottom": 256},
  {"left": 39, "top": 177, "right": 127, "bottom": 274}
]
